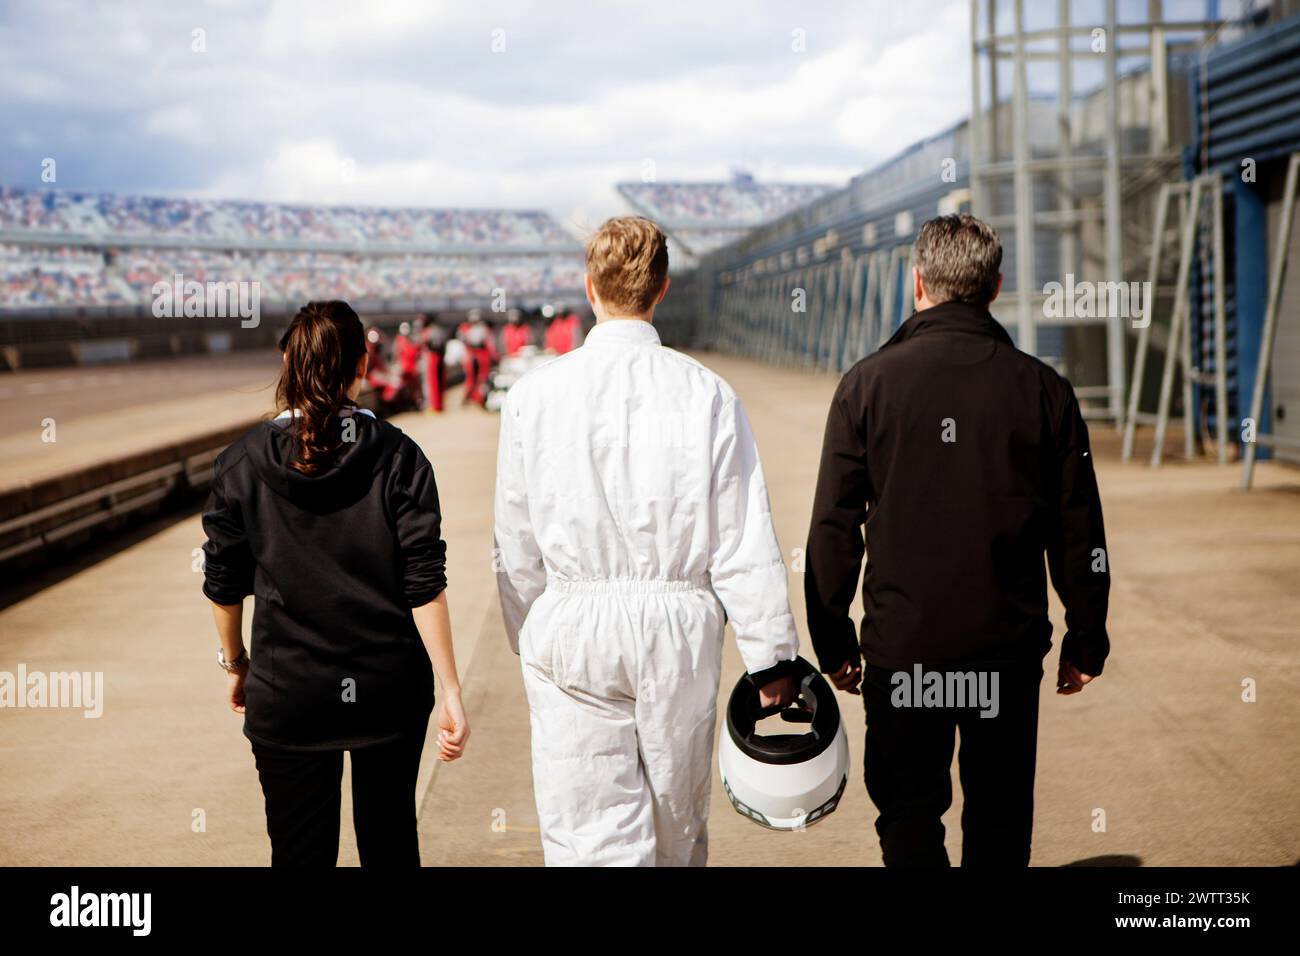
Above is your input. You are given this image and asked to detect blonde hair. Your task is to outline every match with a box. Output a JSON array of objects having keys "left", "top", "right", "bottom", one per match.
[{"left": 585, "top": 216, "right": 669, "bottom": 315}]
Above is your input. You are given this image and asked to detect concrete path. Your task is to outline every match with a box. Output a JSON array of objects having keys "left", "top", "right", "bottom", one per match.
[{"left": 1, "top": 350, "right": 1297, "bottom": 866}]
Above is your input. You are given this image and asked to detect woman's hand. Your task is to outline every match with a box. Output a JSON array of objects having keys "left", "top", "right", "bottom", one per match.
[
  {"left": 412, "top": 593, "right": 468, "bottom": 761},
  {"left": 210, "top": 602, "right": 248, "bottom": 715},
  {"left": 227, "top": 664, "right": 248, "bottom": 714},
  {"left": 435, "top": 689, "right": 470, "bottom": 762}
]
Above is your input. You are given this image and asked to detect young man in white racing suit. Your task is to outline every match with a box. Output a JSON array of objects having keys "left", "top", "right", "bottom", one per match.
[{"left": 494, "top": 216, "right": 800, "bottom": 866}]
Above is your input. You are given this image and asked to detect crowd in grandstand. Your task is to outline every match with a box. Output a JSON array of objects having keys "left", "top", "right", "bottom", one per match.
[
  {"left": 0, "top": 186, "right": 584, "bottom": 311},
  {"left": 0, "top": 186, "right": 574, "bottom": 248},
  {"left": 1, "top": 244, "right": 584, "bottom": 309},
  {"left": 617, "top": 179, "right": 833, "bottom": 226},
  {"left": 0, "top": 179, "right": 836, "bottom": 309},
  {"left": 614, "top": 177, "right": 834, "bottom": 255},
  {"left": 0, "top": 243, "right": 131, "bottom": 307}
]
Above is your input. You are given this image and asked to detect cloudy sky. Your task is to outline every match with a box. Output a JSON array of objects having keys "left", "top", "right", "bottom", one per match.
[{"left": 0, "top": 0, "right": 972, "bottom": 234}]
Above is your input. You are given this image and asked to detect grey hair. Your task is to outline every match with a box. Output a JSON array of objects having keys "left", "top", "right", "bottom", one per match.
[{"left": 913, "top": 214, "right": 1003, "bottom": 306}]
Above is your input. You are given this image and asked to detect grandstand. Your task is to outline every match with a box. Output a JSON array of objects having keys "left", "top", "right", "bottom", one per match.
[
  {"left": 616, "top": 173, "right": 835, "bottom": 264},
  {"left": 0, "top": 187, "right": 573, "bottom": 249},
  {"left": 0, "top": 187, "right": 584, "bottom": 318}
]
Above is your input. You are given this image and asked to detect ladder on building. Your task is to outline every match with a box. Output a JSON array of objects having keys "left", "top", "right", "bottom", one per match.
[{"left": 1121, "top": 172, "right": 1231, "bottom": 466}]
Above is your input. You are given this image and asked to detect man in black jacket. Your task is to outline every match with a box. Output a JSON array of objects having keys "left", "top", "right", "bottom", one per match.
[{"left": 805, "top": 213, "right": 1109, "bottom": 867}]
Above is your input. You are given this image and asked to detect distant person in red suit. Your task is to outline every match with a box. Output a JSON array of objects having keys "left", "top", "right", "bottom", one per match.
[
  {"left": 545, "top": 308, "right": 579, "bottom": 355},
  {"left": 394, "top": 322, "right": 417, "bottom": 374},
  {"left": 483, "top": 314, "right": 500, "bottom": 366},
  {"left": 502, "top": 308, "right": 530, "bottom": 356},
  {"left": 422, "top": 319, "right": 447, "bottom": 413},
  {"left": 457, "top": 309, "right": 482, "bottom": 401},
  {"left": 542, "top": 314, "right": 561, "bottom": 353},
  {"left": 364, "top": 327, "right": 400, "bottom": 407},
  {"left": 564, "top": 310, "right": 584, "bottom": 350},
  {"left": 462, "top": 312, "right": 494, "bottom": 406},
  {"left": 394, "top": 321, "right": 422, "bottom": 409}
]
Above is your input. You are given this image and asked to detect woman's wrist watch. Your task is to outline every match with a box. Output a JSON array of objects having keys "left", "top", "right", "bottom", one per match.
[{"left": 218, "top": 647, "right": 249, "bottom": 672}]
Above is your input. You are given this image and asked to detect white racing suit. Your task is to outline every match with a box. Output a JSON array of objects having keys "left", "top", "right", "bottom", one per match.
[{"left": 494, "top": 318, "right": 799, "bottom": 866}]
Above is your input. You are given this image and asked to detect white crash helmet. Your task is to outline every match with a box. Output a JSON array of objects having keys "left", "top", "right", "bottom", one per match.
[{"left": 719, "top": 657, "right": 849, "bottom": 831}]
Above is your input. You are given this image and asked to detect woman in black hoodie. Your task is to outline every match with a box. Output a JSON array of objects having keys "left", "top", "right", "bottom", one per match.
[{"left": 201, "top": 300, "right": 468, "bottom": 867}]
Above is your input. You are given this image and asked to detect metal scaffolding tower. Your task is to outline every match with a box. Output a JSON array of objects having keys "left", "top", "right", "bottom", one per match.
[{"left": 969, "top": 0, "right": 1223, "bottom": 421}]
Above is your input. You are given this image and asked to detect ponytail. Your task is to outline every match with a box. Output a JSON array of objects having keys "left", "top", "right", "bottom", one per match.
[{"left": 275, "top": 301, "right": 367, "bottom": 476}]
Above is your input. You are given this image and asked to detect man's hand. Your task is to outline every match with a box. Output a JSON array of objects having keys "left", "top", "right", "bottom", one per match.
[
  {"left": 1056, "top": 658, "right": 1095, "bottom": 695},
  {"left": 828, "top": 660, "right": 862, "bottom": 695},
  {"left": 758, "top": 674, "right": 798, "bottom": 709},
  {"left": 227, "top": 664, "right": 248, "bottom": 714}
]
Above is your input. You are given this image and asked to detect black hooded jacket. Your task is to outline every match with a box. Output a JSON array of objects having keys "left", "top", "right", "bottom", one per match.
[
  {"left": 201, "top": 409, "right": 446, "bottom": 750},
  {"left": 804, "top": 301, "right": 1110, "bottom": 677}
]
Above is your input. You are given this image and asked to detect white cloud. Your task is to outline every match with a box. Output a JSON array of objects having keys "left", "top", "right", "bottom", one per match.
[
  {"left": 259, "top": 0, "right": 456, "bottom": 55},
  {"left": 141, "top": 105, "right": 215, "bottom": 144},
  {"left": 0, "top": 0, "right": 973, "bottom": 227}
]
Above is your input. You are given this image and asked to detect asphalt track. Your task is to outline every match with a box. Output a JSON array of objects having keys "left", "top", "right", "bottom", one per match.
[
  {"left": 0, "top": 351, "right": 282, "bottom": 493},
  {"left": 1, "top": 351, "right": 1297, "bottom": 866},
  {"left": 0, "top": 351, "right": 283, "bottom": 441}
]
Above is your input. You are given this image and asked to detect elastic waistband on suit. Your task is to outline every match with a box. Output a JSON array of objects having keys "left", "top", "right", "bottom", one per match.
[{"left": 547, "top": 575, "right": 711, "bottom": 595}]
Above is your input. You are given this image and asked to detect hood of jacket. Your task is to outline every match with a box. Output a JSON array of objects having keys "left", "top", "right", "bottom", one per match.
[{"left": 247, "top": 409, "right": 398, "bottom": 513}]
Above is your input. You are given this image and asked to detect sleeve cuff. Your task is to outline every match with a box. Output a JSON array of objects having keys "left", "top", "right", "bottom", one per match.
[
  {"left": 748, "top": 657, "right": 799, "bottom": 686},
  {"left": 202, "top": 579, "right": 249, "bottom": 606},
  {"left": 815, "top": 641, "right": 862, "bottom": 676},
  {"left": 405, "top": 579, "right": 448, "bottom": 608},
  {"left": 1061, "top": 631, "right": 1108, "bottom": 677}
]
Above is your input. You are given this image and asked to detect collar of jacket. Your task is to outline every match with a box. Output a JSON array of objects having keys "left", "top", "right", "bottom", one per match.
[
  {"left": 272, "top": 405, "right": 376, "bottom": 421},
  {"left": 582, "top": 318, "right": 661, "bottom": 347},
  {"left": 880, "top": 300, "right": 1015, "bottom": 350}
]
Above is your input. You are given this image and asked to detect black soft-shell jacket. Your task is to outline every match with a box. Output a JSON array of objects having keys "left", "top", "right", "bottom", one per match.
[
  {"left": 805, "top": 301, "right": 1110, "bottom": 677},
  {"left": 202, "top": 410, "right": 446, "bottom": 750}
]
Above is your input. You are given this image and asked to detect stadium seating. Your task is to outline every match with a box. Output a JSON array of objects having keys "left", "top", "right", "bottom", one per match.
[
  {"left": 0, "top": 187, "right": 574, "bottom": 248},
  {"left": 617, "top": 181, "right": 833, "bottom": 226},
  {"left": 0, "top": 181, "right": 833, "bottom": 310},
  {"left": 0, "top": 186, "right": 581, "bottom": 311},
  {"left": 1, "top": 244, "right": 584, "bottom": 309},
  {"left": 616, "top": 179, "right": 834, "bottom": 254}
]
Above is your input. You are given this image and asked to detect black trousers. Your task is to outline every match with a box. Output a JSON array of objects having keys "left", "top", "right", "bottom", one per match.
[
  {"left": 862, "top": 662, "right": 1042, "bottom": 867},
  {"left": 251, "top": 722, "right": 428, "bottom": 867}
]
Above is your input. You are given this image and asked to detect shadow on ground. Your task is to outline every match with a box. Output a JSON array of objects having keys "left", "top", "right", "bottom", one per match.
[{"left": 1063, "top": 855, "right": 1143, "bottom": 867}]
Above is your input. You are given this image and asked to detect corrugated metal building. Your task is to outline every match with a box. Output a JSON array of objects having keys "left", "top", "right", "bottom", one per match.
[{"left": 1190, "top": 10, "right": 1300, "bottom": 463}]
